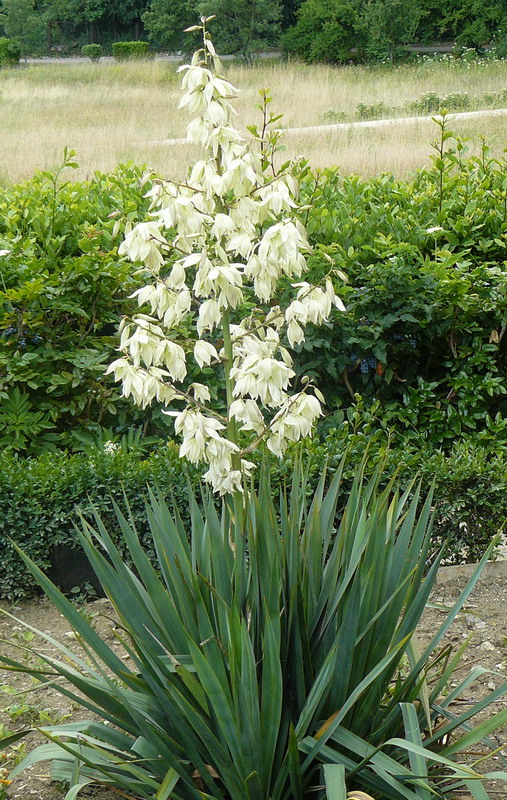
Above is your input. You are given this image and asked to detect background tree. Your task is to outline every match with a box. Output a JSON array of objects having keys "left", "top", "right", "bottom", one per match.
[
  {"left": 1, "top": 0, "right": 505, "bottom": 61},
  {"left": 0, "top": 0, "right": 46, "bottom": 55},
  {"left": 363, "top": 0, "right": 422, "bottom": 62},
  {"left": 281, "top": 0, "right": 366, "bottom": 64},
  {"left": 38, "top": 0, "right": 71, "bottom": 53},
  {"left": 111, "top": 0, "right": 150, "bottom": 40},
  {"left": 445, "top": 0, "right": 506, "bottom": 49},
  {"left": 0, "top": 0, "right": 151, "bottom": 52},
  {"left": 142, "top": 0, "right": 195, "bottom": 51},
  {"left": 67, "top": 0, "right": 150, "bottom": 45},
  {"left": 197, "top": 0, "right": 282, "bottom": 60},
  {"left": 415, "top": 0, "right": 507, "bottom": 47},
  {"left": 280, "top": 0, "right": 304, "bottom": 29},
  {"left": 72, "top": 0, "right": 108, "bottom": 43}
]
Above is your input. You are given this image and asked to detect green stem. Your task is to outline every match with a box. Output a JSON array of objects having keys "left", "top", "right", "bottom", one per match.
[
  {"left": 221, "top": 307, "right": 239, "bottom": 454},
  {"left": 222, "top": 307, "right": 245, "bottom": 553}
]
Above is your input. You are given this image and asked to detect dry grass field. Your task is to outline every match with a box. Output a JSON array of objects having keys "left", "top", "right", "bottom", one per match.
[{"left": 1, "top": 56, "right": 507, "bottom": 184}]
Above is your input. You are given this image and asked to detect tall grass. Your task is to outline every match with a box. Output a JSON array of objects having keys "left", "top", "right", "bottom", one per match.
[
  {"left": 1, "top": 57, "right": 506, "bottom": 183},
  {"left": 284, "top": 113, "right": 507, "bottom": 177}
]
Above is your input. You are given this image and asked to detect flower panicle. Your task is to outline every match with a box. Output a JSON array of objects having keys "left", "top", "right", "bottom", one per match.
[{"left": 109, "top": 25, "right": 345, "bottom": 494}]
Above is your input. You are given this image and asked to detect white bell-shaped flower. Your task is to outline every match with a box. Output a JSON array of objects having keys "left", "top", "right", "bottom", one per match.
[
  {"left": 118, "top": 222, "right": 167, "bottom": 271},
  {"left": 194, "top": 339, "right": 219, "bottom": 368},
  {"left": 267, "top": 392, "right": 322, "bottom": 456},
  {"left": 197, "top": 298, "right": 222, "bottom": 335},
  {"left": 229, "top": 398, "right": 265, "bottom": 434}
]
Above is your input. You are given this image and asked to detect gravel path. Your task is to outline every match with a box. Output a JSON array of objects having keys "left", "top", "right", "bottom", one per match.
[{"left": 137, "top": 107, "right": 507, "bottom": 147}]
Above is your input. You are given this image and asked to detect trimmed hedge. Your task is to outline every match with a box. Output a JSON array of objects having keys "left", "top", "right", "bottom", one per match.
[
  {"left": 2, "top": 414, "right": 505, "bottom": 601},
  {"left": 81, "top": 44, "right": 103, "bottom": 61},
  {"left": 313, "top": 405, "right": 507, "bottom": 566},
  {"left": 0, "top": 442, "right": 198, "bottom": 601},
  {"left": 112, "top": 41, "right": 150, "bottom": 60}
]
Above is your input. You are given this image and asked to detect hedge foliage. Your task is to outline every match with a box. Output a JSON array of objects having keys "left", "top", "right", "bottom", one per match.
[
  {"left": 0, "top": 155, "right": 167, "bottom": 453},
  {"left": 112, "top": 40, "right": 150, "bottom": 59},
  {"left": 1, "top": 413, "right": 505, "bottom": 601},
  {"left": 296, "top": 121, "right": 507, "bottom": 448},
  {"left": 1, "top": 121, "right": 505, "bottom": 454},
  {"left": 0, "top": 441, "right": 197, "bottom": 601},
  {"left": 0, "top": 36, "right": 20, "bottom": 65},
  {"left": 81, "top": 43, "right": 103, "bottom": 60},
  {"left": 0, "top": 153, "right": 221, "bottom": 452}
]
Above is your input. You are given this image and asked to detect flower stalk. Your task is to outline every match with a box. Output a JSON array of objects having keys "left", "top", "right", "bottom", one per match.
[
  {"left": 107, "top": 18, "right": 345, "bottom": 495},
  {"left": 221, "top": 306, "right": 240, "bottom": 465}
]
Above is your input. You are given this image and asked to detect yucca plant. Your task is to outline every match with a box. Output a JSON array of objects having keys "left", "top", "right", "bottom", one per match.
[
  {"left": 3, "top": 20, "right": 507, "bottom": 800},
  {"left": 2, "top": 460, "right": 507, "bottom": 800}
]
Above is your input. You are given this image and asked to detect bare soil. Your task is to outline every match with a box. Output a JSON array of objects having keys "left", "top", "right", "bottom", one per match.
[
  {"left": 0, "top": 597, "right": 119, "bottom": 800},
  {"left": 1, "top": 561, "right": 507, "bottom": 800}
]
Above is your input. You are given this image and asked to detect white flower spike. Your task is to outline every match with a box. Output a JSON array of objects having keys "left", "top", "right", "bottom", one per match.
[{"left": 109, "top": 20, "right": 345, "bottom": 494}]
